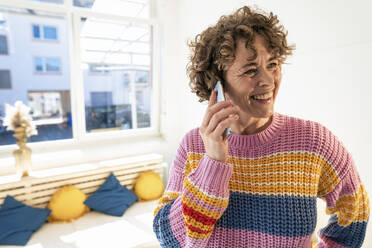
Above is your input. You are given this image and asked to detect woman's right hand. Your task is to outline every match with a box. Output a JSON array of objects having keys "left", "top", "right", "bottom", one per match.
[{"left": 199, "top": 90, "right": 240, "bottom": 163}]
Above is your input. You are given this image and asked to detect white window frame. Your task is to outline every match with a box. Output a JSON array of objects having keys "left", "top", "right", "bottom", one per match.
[
  {"left": 33, "top": 56, "right": 62, "bottom": 73},
  {"left": 31, "top": 23, "right": 59, "bottom": 41},
  {"left": 0, "top": 0, "right": 160, "bottom": 154}
]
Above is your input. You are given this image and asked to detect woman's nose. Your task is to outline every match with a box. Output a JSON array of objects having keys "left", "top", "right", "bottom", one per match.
[{"left": 256, "top": 68, "right": 274, "bottom": 87}]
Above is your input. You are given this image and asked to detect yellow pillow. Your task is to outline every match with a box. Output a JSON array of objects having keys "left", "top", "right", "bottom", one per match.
[
  {"left": 48, "top": 185, "right": 89, "bottom": 222},
  {"left": 134, "top": 171, "right": 164, "bottom": 201}
]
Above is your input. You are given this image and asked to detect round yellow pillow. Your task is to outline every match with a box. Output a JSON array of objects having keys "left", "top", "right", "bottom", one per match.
[
  {"left": 48, "top": 185, "right": 89, "bottom": 222},
  {"left": 134, "top": 171, "right": 164, "bottom": 201}
]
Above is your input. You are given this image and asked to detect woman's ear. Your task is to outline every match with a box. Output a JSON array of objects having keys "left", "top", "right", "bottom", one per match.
[{"left": 276, "top": 64, "right": 282, "bottom": 83}]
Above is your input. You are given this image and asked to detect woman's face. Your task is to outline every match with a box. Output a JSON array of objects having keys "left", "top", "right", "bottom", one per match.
[{"left": 224, "top": 35, "right": 282, "bottom": 119}]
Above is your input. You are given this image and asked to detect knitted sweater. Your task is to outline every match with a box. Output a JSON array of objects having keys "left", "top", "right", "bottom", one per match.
[{"left": 153, "top": 112, "right": 370, "bottom": 248}]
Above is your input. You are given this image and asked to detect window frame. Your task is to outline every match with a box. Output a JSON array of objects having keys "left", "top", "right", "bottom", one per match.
[
  {"left": 0, "top": 0, "right": 160, "bottom": 152},
  {"left": 0, "top": 35, "right": 8, "bottom": 55},
  {"left": 33, "top": 56, "right": 62, "bottom": 74},
  {"left": 31, "top": 23, "right": 59, "bottom": 41}
]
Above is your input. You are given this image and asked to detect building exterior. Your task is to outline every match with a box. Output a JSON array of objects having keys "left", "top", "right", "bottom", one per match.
[{"left": 0, "top": 5, "right": 151, "bottom": 145}]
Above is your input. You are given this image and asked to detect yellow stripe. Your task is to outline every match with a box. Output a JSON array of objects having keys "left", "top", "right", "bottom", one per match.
[
  {"left": 157, "top": 194, "right": 179, "bottom": 205},
  {"left": 230, "top": 170, "right": 318, "bottom": 184},
  {"left": 183, "top": 177, "right": 229, "bottom": 208},
  {"left": 153, "top": 191, "right": 180, "bottom": 216},
  {"left": 183, "top": 214, "right": 215, "bottom": 232},
  {"left": 184, "top": 152, "right": 341, "bottom": 196},
  {"left": 182, "top": 194, "right": 222, "bottom": 219},
  {"left": 317, "top": 165, "right": 341, "bottom": 197},
  {"left": 185, "top": 228, "right": 213, "bottom": 239},
  {"left": 326, "top": 184, "right": 366, "bottom": 212},
  {"left": 164, "top": 191, "right": 181, "bottom": 196},
  {"left": 229, "top": 180, "right": 318, "bottom": 195},
  {"left": 326, "top": 184, "right": 370, "bottom": 225}
]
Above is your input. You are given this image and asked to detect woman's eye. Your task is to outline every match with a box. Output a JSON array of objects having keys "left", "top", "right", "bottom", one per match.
[
  {"left": 244, "top": 69, "right": 257, "bottom": 75},
  {"left": 268, "top": 63, "right": 278, "bottom": 69}
]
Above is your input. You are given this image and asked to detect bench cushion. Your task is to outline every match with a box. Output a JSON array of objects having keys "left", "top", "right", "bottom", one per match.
[
  {"left": 0, "top": 196, "right": 51, "bottom": 246},
  {"left": 6, "top": 200, "right": 160, "bottom": 248},
  {"left": 84, "top": 173, "right": 138, "bottom": 216}
]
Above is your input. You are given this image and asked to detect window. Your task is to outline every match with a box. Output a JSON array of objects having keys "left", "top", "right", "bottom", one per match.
[
  {"left": 34, "top": 57, "right": 61, "bottom": 73},
  {"left": 135, "top": 70, "right": 149, "bottom": 85},
  {"left": 43, "top": 26, "right": 57, "bottom": 40},
  {"left": 0, "top": 35, "right": 8, "bottom": 54},
  {"left": 89, "top": 63, "right": 111, "bottom": 74},
  {"left": 35, "top": 57, "right": 43, "bottom": 72},
  {"left": 81, "top": 18, "right": 152, "bottom": 132},
  {"left": 45, "top": 58, "right": 61, "bottom": 72},
  {"left": 0, "top": 70, "right": 11, "bottom": 89},
  {"left": 32, "top": 25, "right": 40, "bottom": 38},
  {"left": 0, "top": 6, "right": 71, "bottom": 146},
  {"left": 32, "top": 24, "right": 58, "bottom": 40},
  {"left": 0, "top": 0, "right": 156, "bottom": 147},
  {"left": 28, "top": 91, "right": 64, "bottom": 120}
]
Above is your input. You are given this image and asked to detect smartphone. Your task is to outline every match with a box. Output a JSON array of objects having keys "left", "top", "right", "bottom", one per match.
[{"left": 214, "top": 81, "right": 232, "bottom": 139}]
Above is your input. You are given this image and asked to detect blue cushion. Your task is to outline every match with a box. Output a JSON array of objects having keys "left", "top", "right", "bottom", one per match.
[
  {"left": 0, "top": 195, "right": 51, "bottom": 246},
  {"left": 84, "top": 173, "right": 138, "bottom": 216}
]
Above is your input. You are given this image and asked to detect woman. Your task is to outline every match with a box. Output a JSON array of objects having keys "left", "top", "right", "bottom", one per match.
[{"left": 153, "top": 6, "right": 369, "bottom": 248}]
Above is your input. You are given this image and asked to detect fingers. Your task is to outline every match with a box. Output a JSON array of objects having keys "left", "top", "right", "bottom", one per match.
[
  {"left": 202, "top": 96, "right": 233, "bottom": 129},
  {"left": 213, "top": 114, "right": 239, "bottom": 139},
  {"left": 205, "top": 104, "right": 239, "bottom": 134},
  {"left": 208, "top": 90, "right": 216, "bottom": 107}
]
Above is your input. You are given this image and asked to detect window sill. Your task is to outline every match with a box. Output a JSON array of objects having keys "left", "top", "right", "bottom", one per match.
[{"left": 0, "top": 130, "right": 168, "bottom": 176}]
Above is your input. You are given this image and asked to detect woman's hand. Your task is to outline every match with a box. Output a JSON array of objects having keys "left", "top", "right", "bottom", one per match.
[{"left": 199, "top": 90, "right": 240, "bottom": 163}]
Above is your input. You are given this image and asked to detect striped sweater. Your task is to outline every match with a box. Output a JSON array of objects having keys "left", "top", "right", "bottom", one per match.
[{"left": 153, "top": 112, "right": 370, "bottom": 248}]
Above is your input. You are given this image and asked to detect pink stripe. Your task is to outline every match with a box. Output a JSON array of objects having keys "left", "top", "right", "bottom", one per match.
[
  {"left": 187, "top": 155, "right": 232, "bottom": 197},
  {"left": 169, "top": 205, "right": 316, "bottom": 248},
  {"left": 324, "top": 165, "right": 361, "bottom": 207},
  {"left": 317, "top": 233, "right": 348, "bottom": 248},
  {"left": 169, "top": 198, "right": 208, "bottom": 248},
  {"left": 182, "top": 116, "right": 330, "bottom": 162},
  {"left": 208, "top": 227, "right": 314, "bottom": 248},
  {"left": 169, "top": 198, "right": 187, "bottom": 246},
  {"left": 183, "top": 189, "right": 226, "bottom": 214}
]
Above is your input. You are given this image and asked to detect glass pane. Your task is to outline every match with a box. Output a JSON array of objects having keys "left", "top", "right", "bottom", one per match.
[
  {"left": 0, "top": 35, "right": 7, "bottom": 54},
  {"left": 28, "top": 0, "right": 64, "bottom": 4},
  {"left": 0, "top": 7, "right": 72, "bottom": 146},
  {"left": 0, "top": 70, "right": 11, "bottom": 89},
  {"left": 80, "top": 18, "right": 152, "bottom": 133},
  {"left": 43, "top": 26, "right": 57, "bottom": 40},
  {"left": 74, "top": 0, "right": 150, "bottom": 19},
  {"left": 45, "top": 58, "right": 61, "bottom": 72},
  {"left": 34, "top": 57, "right": 43, "bottom": 72},
  {"left": 32, "top": 24, "right": 40, "bottom": 39}
]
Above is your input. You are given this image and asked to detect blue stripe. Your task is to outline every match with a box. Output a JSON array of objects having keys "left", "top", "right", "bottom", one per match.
[
  {"left": 320, "top": 215, "right": 368, "bottom": 248},
  {"left": 153, "top": 201, "right": 181, "bottom": 248},
  {"left": 215, "top": 192, "right": 317, "bottom": 236}
]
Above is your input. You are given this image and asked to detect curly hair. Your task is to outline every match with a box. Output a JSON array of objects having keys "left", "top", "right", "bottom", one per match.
[{"left": 187, "top": 6, "right": 296, "bottom": 102}]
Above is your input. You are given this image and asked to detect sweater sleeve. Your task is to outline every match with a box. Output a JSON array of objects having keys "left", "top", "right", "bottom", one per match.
[
  {"left": 153, "top": 132, "right": 232, "bottom": 248},
  {"left": 316, "top": 127, "right": 370, "bottom": 248}
]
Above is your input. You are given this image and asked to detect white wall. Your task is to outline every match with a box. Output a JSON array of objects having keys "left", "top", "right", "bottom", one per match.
[{"left": 159, "top": 0, "right": 372, "bottom": 246}]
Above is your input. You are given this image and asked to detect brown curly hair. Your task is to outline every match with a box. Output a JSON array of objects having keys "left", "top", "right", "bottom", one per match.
[{"left": 187, "top": 6, "right": 296, "bottom": 102}]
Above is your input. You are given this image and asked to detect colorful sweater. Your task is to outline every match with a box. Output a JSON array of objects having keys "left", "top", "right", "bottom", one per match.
[{"left": 153, "top": 112, "right": 370, "bottom": 248}]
